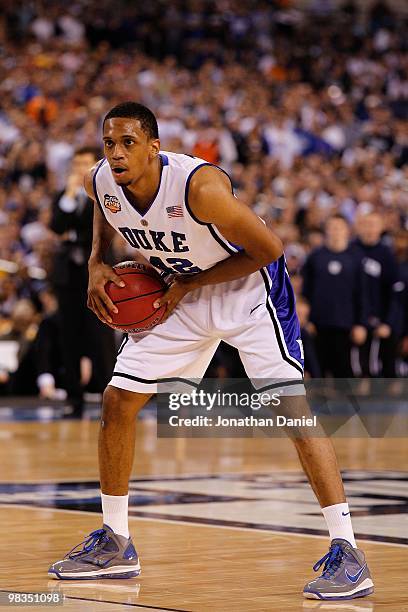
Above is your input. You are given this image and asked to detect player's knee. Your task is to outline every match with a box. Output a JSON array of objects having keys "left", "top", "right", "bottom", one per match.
[
  {"left": 101, "top": 385, "right": 145, "bottom": 423},
  {"left": 102, "top": 386, "right": 131, "bottom": 419}
]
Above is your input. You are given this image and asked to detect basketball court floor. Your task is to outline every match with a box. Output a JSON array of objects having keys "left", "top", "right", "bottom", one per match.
[{"left": 0, "top": 402, "right": 407, "bottom": 611}]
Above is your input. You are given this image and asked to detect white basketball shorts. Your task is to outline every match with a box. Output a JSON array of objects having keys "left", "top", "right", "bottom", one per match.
[{"left": 109, "top": 267, "right": 304, "bottom": 395}]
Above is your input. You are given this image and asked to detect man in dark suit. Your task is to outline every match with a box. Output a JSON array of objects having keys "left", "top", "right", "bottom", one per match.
[
  {"left": 50, "top": 147, "right": 116, "bottom": 414},
  {"left": 352, "top": 212, "right": 402, "bottom": 377},
  {"left": 302, "top": 215, "right": 366, "bottom": 377}
]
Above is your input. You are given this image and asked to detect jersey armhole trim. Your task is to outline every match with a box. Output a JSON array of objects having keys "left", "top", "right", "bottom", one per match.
[
  {"left": 184, "top": 162, "right": 240, "bottom": 256},
  {"left": 184, "top": 162, "right": 214, "bottom": 226}
]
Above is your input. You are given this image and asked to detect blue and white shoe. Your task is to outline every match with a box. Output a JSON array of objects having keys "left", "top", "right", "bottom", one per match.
[
  {"left": 48, "top": 525, "right": 141, "bottom": 580},
  {"left": 303, "top": 539, "right": 374, "bottom": 600}
]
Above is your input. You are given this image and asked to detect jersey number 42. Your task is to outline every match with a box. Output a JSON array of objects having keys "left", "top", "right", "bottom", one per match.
[{"left": 149, "top": 256, "right": 202, "bottom": 275}]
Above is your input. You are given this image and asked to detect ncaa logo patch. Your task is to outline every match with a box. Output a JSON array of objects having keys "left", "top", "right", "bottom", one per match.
[{"left": 104, "top": 193, "right": 121, "bottom": 213}]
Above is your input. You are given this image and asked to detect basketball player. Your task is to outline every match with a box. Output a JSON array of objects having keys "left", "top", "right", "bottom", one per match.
[{"left": 49, "top": 103, "right": 373, "bottom": 600}]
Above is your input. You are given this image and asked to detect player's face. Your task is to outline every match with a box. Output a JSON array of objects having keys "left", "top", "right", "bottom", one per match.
[{"left": 103, "top": 118, "right": 159, "bottom": 186}]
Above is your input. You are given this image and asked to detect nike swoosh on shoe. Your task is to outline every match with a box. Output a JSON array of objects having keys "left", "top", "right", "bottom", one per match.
[{"left": 345, "top": 564, "right": 366, "bottom": 583}]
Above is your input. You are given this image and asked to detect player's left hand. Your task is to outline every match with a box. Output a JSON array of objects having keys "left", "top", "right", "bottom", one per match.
[{"left": 153, "top": 275, "right": 197, "bottom": 324}]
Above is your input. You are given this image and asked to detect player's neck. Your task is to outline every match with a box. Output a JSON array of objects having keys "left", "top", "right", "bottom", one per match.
[{"left": 123, "top": 156, "right": 163, "bottom": 212}]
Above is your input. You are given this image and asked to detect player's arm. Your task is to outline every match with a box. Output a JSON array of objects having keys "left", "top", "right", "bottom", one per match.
[
  {"left": 85, "top": 167, "right": 125, "bottom": 324},
  {"left": 154, "top": 166, "right": 283, "bottom": 319},
  {"left": 187, "top": 166, "right": 283, "bottom": 282}
]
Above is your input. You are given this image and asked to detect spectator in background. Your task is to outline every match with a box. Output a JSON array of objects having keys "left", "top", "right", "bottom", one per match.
[
  {"left": 393, "top": 229, "right": 408, "bottom": 376},
  {"left": 0, "top": 298, "right": 38, "bottom": 395},
  {"left": 302, "top": 215, "right": 365, "bottom": 377},
  {"left": 0, "top": 283, "right": 69, "bottom": 399},
  {"left": 193, "top": 127, "right": 220, "bottom": 164},
  {"left": 352, "top": 212, "right": 402, "bottom": 377},
  {"left": 35, "top": 287, "right": 65, "bottom": 399},
  {"left": 0, "top": 276, "right": 19, "bottom": 320},
  {"left": 50, "top": 147, "right": 116, "bottom": 415}
]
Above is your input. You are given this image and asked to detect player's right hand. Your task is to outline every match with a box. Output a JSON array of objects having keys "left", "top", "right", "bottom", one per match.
[{"left": 87, "top": 261, "right": 125, "bottom": 325}]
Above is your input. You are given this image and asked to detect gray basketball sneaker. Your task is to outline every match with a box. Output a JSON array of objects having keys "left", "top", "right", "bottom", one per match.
[
  {"left": 48, "top": 525, "right": 141, "bottom": 580},
  {"left": 303, "top": 539, "right": 374, "bottom": 600}
]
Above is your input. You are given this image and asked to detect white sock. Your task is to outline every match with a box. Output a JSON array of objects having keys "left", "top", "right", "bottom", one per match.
[
  {"left": 101, "top": 492, "right": 129, "bottom": 538},
  {"left": 322, "top": 502, "right": 357, "bottom": 548}
]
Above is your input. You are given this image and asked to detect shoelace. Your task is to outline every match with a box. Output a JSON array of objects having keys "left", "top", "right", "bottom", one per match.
[
  {"left": 67, "top": 528, "right": 109, "bottom": 559},
  {"left": 312, "top": 544, "right": 345, "bottom": 579}
]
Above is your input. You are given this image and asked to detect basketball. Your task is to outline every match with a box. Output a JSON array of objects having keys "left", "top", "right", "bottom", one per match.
[{"left": 105, "top": 261, "right": 167, "bottom": 333}]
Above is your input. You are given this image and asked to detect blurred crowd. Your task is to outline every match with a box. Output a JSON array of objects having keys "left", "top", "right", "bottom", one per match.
[{"left": 0, "top": 0, "right": 407, "bottom": 399}]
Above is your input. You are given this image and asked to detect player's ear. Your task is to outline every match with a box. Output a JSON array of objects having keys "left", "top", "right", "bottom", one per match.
[{"left": 149, "top": 139, "right": 160, "bottom": 159}]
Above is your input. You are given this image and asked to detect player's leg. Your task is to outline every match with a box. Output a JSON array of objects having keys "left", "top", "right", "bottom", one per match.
[
  {"left": 227, "top": 301, "right": 373, "bottom": 600},
  {"left": 276, "top": 396, "right": 347, "bottom": 506},
  {"left": 48, "top": 386, "right": 149, "bottom": 580},
  {"left": 49, "top": 295, "right": 220, "bottom": 580},
  {"left": 99, "top": 386, "right": 151, "bottom": 521},
  {"left": 291, "top": 434, "right": 373, "bottom": 600},
  {"left": 100, "top": 389, "right": 147, "bottom": 499}
]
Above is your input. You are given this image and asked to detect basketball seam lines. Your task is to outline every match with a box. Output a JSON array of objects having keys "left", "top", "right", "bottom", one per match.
[
  {"left": 112, "top": 288, "right": 164, "bottom": 305},
  {"left": 112, "top": 306, "right": 166, "bottom": 328}
]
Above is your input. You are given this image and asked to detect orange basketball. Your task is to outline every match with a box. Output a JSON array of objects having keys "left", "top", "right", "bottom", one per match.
[{"left": 105, "top": 261, "right": 167, "bottom": 333}]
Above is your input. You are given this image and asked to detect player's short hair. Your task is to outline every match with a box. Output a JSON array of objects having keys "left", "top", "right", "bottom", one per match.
[{"left": 103, "top": 102, "right": 159, "bottom": 139}]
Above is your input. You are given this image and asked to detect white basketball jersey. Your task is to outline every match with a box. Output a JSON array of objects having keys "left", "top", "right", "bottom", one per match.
[{"left": 93, "top": 152, "right": 239, "bottom": 276}]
